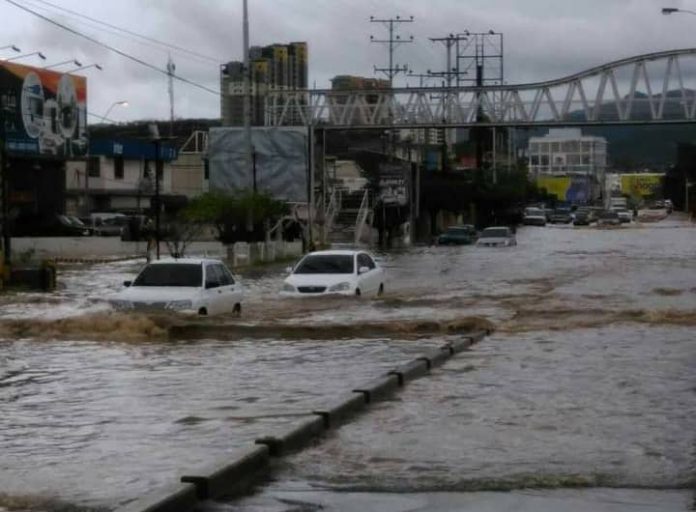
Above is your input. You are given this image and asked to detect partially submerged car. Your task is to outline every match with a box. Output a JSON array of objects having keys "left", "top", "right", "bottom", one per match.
[
  {"left": 522, "top": 207, "right": 547, "bottom": 226},
  {"left": 110, "top": 258, "right": 242, "bottom": 316},
  {"left": 281, "top": 250, "right": 385, "bottom": 297},
  {"left": 437, "top": 225, "right": 478, "bottom": 245},
  {"left": 549, "top": 207, "right": 573, "bottom": 224},
  {"left": 476, "top": 226, "right": 517, "bottom": 247},
  {"left": 597, "top": 211, "right": 621, "bottom": 226}
]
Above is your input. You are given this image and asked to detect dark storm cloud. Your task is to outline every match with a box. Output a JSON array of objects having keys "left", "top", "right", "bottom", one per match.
[{"left": 1, "top": 0, "right": 695, "bottom": 120}]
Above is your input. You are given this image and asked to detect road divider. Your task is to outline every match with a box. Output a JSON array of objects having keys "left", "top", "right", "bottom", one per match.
[{"left": 112, "top": 330, "right": 488, "bottom": 512}]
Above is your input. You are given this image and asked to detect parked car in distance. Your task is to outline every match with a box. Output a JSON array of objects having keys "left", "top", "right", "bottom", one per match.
[
  {"left": 109, "top": 258, "right": 242, "bottom": 316},
  {"left": 549, "top": 207, "right": 573, "bottom": 224},
  {"left": 280, "top": 250, "right": 385, "bottom": 297},
  {"left": 597, "top": 210, "right": 621, "bottom": 226},
  {"left": 437, "top": 224, "right": 478, "bottom": 245},
  {"left": 573, "top": 207, "right": 596, "bottom": 226},
  {"left": 13, "top": 214, "right": 92, "bottom": 237},
  {"left": 611, "top": 208, "right": 632, "bottom": 223},
  {"left": 522, "top": 207, "right": 547, "bottom": 226},
  {"left": 86, "top": 212, "right": 129, "bottom": 236},
  {"left": 476, "top": 226, "right": 517, "bottom": 247}
]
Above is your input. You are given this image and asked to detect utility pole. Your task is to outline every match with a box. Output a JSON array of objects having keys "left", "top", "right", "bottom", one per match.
[
  {"left": 166, "top": 55, "right": 175, "bottom": 137},
  {"left": 428, "top": 33, "right": 468, "bottom": 161},
  {"left": 370, "top": 15, "right": 414, "bottom": 161},
  {"left": 370, "top": 15, "right": 414, "bottom": 87},
  {"left": 242, "top": 0, "right": 255, "bottom": 235}
]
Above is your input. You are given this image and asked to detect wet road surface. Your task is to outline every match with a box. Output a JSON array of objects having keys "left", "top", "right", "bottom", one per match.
[{"left": 0, "top": 216, "right": 694, "bottom": 510}]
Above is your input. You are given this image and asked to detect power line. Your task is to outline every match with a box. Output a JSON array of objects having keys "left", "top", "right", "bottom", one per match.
[
  {"left": 4, "top": 0, "right": 221, "bottom": 97},
  {"left": 27, "top": 0, "right": 223, "bottom": 64}
]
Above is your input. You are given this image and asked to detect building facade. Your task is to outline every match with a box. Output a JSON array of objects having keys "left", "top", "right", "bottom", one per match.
[
  {"left": 65, "top": 138, "right": 178, "bottom": 215},
  {"left": 528, "top": 128, "right": 607, "bottom": 202},
  {"left": 221, "top": 42, "right": 308, "bottom": 126},
  {"left": 330, "top": 75, "right": 390, "bottom": 125}
]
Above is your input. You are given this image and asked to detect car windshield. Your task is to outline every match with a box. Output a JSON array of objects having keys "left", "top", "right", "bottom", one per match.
[
  {"left": 133, "top": 263, "right": 203, "bottom": 287},
  {"left": 294, "top": 255, "right": 354, "bottom": 274},
  {"left": 446, "top": 226, "right": 473, "bottom": 234},
  {"left": 481, "top": 228, "right": 510, "bottom": 238},
  {"left": 525, "top": 208, "right": 544, "bottom": 216}
]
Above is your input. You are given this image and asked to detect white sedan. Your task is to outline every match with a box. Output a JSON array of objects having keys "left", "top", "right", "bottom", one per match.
[
  {"left": 280, "top": 250, "right": 385, "bottom": 297},
  {"left": 110, "top": 258, "right": 243, "bottom": 316}
]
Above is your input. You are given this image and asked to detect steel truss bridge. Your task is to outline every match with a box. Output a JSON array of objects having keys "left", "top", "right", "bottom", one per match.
[{"left": 266, "top": 49, "right": 696, "bottom": 129}]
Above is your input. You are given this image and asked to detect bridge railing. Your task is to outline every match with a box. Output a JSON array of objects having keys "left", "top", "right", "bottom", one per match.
[{"left": 265, "top": 49, "right": 696, "bottom": 128}]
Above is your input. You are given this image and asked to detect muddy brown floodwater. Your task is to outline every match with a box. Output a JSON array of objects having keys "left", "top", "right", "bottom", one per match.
[{"left": 0, "top": 215, "right": 694, "bottom": 511}]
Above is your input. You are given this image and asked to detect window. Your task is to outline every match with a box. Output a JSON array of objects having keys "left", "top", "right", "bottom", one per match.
[
  {"left": 358, "top": 254, "right": 375, "bottom": 270},
  {"left": 133, "top": 263, "right": 202, "bottom": 287},
  {"left": 114, "top": 156, "right": 124, "bottom": 180},
  {"left": 204, "top": 158, "right": 210, "bottom": 180},
  {"left": 219, "top": 265, "right": 235, "bottom": 285},
  {"left": 213, "top": 264, "right": 232, "bottom": 286},
  {"left": 205, "top": 265, "right": 223, "bottom": 288},
  {"left": 294, "top": 255, "right": 354, "bottom": 274},
  {"left": 88, "top": 157, "right": 100, "bottom": 178}
]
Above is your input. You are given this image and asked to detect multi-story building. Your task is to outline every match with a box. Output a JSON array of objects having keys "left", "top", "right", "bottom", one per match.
[
  {"left": 528, "top": 128, "right": 607, "bottom": 202},
  {"left": 65, "top": 138, "right": 178, "bottom": 215},
  {"left": 221, "top": 42, "right": 308, "bottom": 126},
  {"left": 330, "top": 75, "right": 389, "bottom": 125}
]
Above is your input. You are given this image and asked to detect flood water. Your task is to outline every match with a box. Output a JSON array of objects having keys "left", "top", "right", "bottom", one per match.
[{"left": 1, "top": 216, "right": 695, "bottom": 511}]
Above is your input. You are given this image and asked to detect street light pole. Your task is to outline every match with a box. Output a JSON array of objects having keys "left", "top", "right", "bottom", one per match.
[
  {"left": 149, "top": 123, "right": 162, "bottom": 260},
  {"left": 103, "top": 100, "right": 129, "bottom": 122},
  {"left": 4, "top": 51, "right": 46, "bottom": 62},
  {"left": 43, "top": 59, "right": 81, "bottom": 70}
]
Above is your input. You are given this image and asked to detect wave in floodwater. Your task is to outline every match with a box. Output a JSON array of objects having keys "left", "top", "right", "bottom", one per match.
[
  {"left": 0, "top": 311, "right": 494, "bottom": 342},
  {"left": 309, "top": 473, "right": 695, "bottom": 493},
  {"left": 0, "top": 493, "right": 105, "bottom": 512},
  {"left": 501, "top": 307, "right": 696, "bottom": 333},
  {"left": 0, "top": 312, "right": 172, "bottom": 342}
]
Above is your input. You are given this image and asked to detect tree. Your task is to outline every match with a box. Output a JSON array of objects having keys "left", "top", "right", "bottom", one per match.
[{"left": 182, "top": 190, "right": 288, "bottom": 243}]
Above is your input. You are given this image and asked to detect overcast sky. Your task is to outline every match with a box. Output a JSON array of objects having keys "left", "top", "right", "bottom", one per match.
[{"left": 1, "top": 0, "right": 694, "bottom": 123}]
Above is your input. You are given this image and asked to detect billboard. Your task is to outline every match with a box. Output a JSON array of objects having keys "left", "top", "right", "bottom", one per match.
[
  {"left": 0, "top": 61, "right": 87, "bottom": 157},
  {"left": 378, "top": 163, "right": 409, "bottom": 206},
  {"left": 537, "top": 175, "right": 592, "bottom": 203},
  {"left": 208, "top": 127, "right": 308, "bottom": 203},
  {"left": 620, "top": 173, "right": 663, "bottom": 198}
]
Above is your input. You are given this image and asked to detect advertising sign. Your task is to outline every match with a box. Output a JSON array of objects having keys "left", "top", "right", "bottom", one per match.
[
  {"left": 378, "top": 163, "right": 409, "bottom": 206},
  {"left": 0, "top": 61, "right": 87, "bottom": 157},
  {"left": 620, "top": 173, "right": 663, "bottom": 198},
  {"left": 537, "top": 175, "right": 592, "bottom": 203}
]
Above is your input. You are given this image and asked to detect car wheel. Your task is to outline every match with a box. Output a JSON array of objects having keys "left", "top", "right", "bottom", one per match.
[
  {"left": 233, "top": 303, "right": 242, "bottom": 316},
  {"left": 355, "top": 288, "right": 361, "bottom": 297},
  {"left": 198, "top": 307, "right": 208, "bottom": 316},
  {"left": 377, "top": 284, "right": 384, "bottom": 296}
]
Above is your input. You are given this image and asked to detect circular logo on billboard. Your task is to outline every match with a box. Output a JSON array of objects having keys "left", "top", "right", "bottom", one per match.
[{"left": 20, "top": 72, "right": 45, "bottom": 139}]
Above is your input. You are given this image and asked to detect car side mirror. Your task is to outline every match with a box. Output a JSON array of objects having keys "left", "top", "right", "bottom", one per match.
[
  {"left": 123, "top": 281, "right": 131, "bottom": 287},
  {"left": 359, "top": 266, "right": 370, "bottom": 275}
]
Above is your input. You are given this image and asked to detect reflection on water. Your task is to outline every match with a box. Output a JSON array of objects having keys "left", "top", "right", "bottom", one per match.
[{"left": 0, "top": 217, "right": 695, "bottom": 508}]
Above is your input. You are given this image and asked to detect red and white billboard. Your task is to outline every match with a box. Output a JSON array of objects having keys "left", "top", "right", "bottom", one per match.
[{"left": 0, "top": 61, "right": 87, "bottom": 157}]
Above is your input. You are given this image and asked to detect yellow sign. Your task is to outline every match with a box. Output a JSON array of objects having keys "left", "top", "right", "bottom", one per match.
[{"left": 620, "top": 174, "right": 663, "bottom": 198}]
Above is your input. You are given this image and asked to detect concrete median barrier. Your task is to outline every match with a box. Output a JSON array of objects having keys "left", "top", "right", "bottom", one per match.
[
  {"left": 255, "top": 416, "right": 325, "bottom": 456},
  {"left": 352, "top": 373, "right": 400, "bottom": 404},
  {"left": 180, "top": 445, "right": 270, "bottom": 500},
  {"left": 417, "top": 347, "right": 452, "bottom": 369},
  {"left": 113, "top": 482, "right": 198, "bottom": 512},
  {"left": 388, "top": 358, "right": 430, "bottom": 386},
  {"left": 312, "top": 393, "right": 366, "bottom": 429}
]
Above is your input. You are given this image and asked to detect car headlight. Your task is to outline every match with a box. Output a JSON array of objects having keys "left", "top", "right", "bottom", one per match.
[
  {"left": 166, "top": 300, "right": 193, "bottom": 311},
  {"left": 328, "top": 282, "right": 351, "bottom": 292},
  {"left": 281, "top": 283, "right": 296, "bottom": 293},
  {"left": 110, "top": 299, "right": 133, "bottom": 311}
]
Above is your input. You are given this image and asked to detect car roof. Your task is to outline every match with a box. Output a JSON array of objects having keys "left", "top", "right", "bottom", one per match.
[
  {"left": 145, "top": 257, "right": 224, "bottom": 265},
  {"left": 305, "top": 250, "right": 365, "bottom": 256},
  {"left": 482, "top": 226, "right": 510, "bottom": 231}
]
